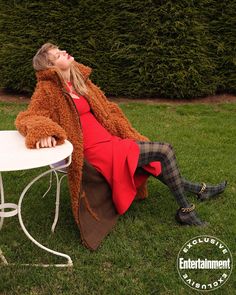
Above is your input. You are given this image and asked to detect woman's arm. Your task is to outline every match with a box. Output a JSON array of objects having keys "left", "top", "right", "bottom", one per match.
[{"left": 15, "top": 82, "right": 67, "bottom": 148}]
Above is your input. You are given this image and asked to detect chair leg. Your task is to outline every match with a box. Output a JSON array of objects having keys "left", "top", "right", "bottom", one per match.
[{"left": 51, "top": 172, "right": 66, "bottom": 233}]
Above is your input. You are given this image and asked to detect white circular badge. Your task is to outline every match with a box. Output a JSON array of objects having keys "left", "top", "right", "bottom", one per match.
[{"left": 177, "top": 235, "right": 233, "bottom": 292}]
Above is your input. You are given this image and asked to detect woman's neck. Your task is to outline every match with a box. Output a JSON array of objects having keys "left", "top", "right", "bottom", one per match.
[{"left": 60, "top": 68, "right": 71, "bottom": 82}]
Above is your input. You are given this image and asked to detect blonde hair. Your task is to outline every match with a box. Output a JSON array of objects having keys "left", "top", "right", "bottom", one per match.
[{"left": 33, "top": 42, "right": 88, "bottom": 96}]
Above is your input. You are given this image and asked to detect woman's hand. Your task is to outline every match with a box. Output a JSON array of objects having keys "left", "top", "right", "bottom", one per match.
[{"left": 36, "top": 136, "right": 57, "bottom": 149}]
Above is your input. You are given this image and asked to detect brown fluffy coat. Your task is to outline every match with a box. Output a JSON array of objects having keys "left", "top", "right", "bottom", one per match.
[{"left": 15, "top": 62, "right": 150, "bottom": 250}]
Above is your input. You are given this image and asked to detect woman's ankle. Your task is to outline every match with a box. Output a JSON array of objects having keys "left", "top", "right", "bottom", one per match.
[
  {"left": 175, "top": 206, "right": 207, "bottom": 226},
  {"left": 197, "top": 180, "right": 227, "bottom": 201}
]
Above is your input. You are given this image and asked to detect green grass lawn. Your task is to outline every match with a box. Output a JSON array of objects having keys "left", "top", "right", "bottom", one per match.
[{"left": 0, "top": 100, "right": 236, "bottom": 295}]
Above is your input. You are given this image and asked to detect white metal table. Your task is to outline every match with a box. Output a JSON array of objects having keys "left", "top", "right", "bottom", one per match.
[{"left": 0, "top": 130, "right": 73, "bottom": 267}]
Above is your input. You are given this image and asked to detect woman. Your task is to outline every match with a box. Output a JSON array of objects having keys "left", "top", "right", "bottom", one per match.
[{"left": 15, "top": 43, "right": 227, "bottom": 250}]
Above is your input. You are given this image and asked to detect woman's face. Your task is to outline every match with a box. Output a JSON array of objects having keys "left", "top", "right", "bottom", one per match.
[{"left": 48, "top": 48, "right": 74, "bottom": 71}]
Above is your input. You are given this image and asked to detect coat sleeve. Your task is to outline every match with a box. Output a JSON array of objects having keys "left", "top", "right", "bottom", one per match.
[{"left": 15, "top": 83, "right": 67, "bottom": 148}]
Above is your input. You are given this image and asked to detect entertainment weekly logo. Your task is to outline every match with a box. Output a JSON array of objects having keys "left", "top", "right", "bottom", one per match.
[{"left": 177, "top": 235, "right": 233, "bottom": 292}]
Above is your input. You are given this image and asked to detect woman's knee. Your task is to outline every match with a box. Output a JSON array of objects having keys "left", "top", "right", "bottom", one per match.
[{"left": 160, "top": 142, "right": 175, "bottom": 157}]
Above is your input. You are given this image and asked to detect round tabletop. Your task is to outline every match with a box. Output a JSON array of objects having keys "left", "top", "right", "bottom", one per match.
[{"left": 0, "top": 130, "right": 73, "bottom": 171}]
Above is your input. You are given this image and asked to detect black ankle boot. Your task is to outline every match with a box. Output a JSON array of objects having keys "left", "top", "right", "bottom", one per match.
[
  {"left": 175, "top": 204, "right": 207, "bottom": 226},
  {"left": 197, "top": 180, "right": 227, "bottom": 201}
]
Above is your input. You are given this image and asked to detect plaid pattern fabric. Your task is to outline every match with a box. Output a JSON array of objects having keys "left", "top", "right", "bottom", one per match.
[
  {"left": 182, "top": 179, "right": 206, "bottom": 196},
  {"left": 135, "top": 141, "right": 189, "bottom": 207},
  {"left": 182, "top": 178, "right": 227, "bottom": 200}
]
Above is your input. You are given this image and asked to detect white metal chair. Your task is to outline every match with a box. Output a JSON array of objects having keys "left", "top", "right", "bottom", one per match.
[{"left": 42, "top": 159, "right": 67, "bottom": 233}]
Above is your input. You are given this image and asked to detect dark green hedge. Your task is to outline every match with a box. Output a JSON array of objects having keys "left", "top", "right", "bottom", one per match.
[{"left": 0, "top": 0, "right": 235, "bottom": 98}]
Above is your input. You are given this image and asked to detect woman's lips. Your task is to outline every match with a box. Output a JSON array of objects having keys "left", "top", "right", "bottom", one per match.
[{"left": 67, "top": 54, "right": 74, "bottom": 60}]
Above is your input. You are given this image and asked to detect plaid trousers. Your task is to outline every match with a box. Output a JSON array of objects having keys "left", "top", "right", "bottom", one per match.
[{"left": 135, "top": 141, "right": 189, "bottom": 207}]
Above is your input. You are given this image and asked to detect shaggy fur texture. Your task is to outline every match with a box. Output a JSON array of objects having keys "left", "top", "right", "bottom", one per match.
[{"left": 15, "top": 62, "right": 150, "bottom": 231}]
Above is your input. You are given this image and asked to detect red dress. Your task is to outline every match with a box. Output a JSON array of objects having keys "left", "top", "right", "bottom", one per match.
[{"left": 66, "top": 82, "right": 162, "bottom": 214}]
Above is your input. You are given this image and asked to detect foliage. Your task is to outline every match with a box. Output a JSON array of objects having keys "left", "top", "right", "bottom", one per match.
[{"left": 0, "top": 0, "right": 235, "bottom": 98}]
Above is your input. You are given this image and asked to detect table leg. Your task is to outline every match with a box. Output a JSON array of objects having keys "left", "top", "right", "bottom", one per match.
[
  {"left": 17, "top": 156, "right": 73, "bottom": 267},
  {"left": 51, "top": 171, "right": 67, "bottom": 233},
  {"left": 0, "top": 172, "right": 5, "bottom": 230},
  {"left": 0, "top": 177, "right": 8, "bottom": 265},
  {"left": 0, "top": 172, "right": 20, "bottom": 265}
]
